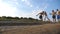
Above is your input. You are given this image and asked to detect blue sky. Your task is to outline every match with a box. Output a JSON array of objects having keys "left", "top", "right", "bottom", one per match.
[{"left": 0, "top": 0, "right": 60, "bottom": 19}]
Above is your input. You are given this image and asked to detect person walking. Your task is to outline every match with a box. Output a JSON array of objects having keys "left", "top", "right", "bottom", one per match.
[{"left": 43, "top": 11, "right": 50, "bottom": 21}]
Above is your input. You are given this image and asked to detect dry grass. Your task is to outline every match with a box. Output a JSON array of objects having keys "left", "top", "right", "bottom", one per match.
[{"left": 0, "top": 24, "right": 60, "bottom": 34}]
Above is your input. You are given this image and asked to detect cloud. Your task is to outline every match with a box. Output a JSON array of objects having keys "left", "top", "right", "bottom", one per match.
[
  {"left": 13, "top": 0, "right": 17, "bottom": 2},
  {"left": 3, "top": 0, "right": 19, "bottom": 6},
  {"left": 31, "top": 9, "right": 43, "bottom": 17},
  {"left": 21, "top": 0, "right": 25, "bottom": 1},
  {"left": 1, "top": 0, "right": 29, "bottom": 17},
  {"left": 0, "top": 0, "right": 50, "bottom": 19},
  {"left": 45, "top": 0, "right": 53, "bottom": 1},
  {"left": 31, "top": 2, "right": 49, "bottom": 14},
  {"left": 21, "top": 0, "right": 33, "bottom": 7},
  {"left": 42, "top": 3, "right": 49, "bottom": 10},
  {"left": 14, "top": 0, "right": 49, "bottom": 19},
  {"left": 0, "top": 0, "right": 17, "bottom": 17},
  {"left": 12, "top": 0, "right": 19, "bottom": 5},
  {"left": 31, "top": 3, "right": 49, "bottom": 19}
]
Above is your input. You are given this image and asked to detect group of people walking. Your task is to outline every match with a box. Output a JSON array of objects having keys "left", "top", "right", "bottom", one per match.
[{"left": 36, "top": 9, "right": 60, "bottom": 22}]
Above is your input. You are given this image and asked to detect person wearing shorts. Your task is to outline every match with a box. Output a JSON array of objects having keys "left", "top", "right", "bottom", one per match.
[
  {"left": 52, "top": 15, "right": 56, "bottom": 19},
  {"left": 57, "top": 15, "right": 60, "bottom": 19},
  {"left": 56, "top": 9, "right": 60, "bottom": 22},
  {"left": 50, "top": 10, "right": 56, "bottom": 22}
]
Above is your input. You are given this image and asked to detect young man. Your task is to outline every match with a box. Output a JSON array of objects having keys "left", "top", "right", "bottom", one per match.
[
  {"left": 56, "top": 9, "right": 60, "bottom": 22},
  {"left": 36, "top": 11, "right": 43, "bottom": 21},
  {"left": 43, "top": 11, "right": 50, "bottom": 21},
  {"left": 50, "top": 10, "right": 56, "bottom": 22}
]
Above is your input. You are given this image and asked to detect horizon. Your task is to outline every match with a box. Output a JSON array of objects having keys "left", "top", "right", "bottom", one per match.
[{"left": 0, "top": 0, "right": 60, "bottom": 20}]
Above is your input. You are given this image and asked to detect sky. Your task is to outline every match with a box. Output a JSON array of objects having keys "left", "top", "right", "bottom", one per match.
[{"left": 0, "top": 0, "right": 60, "bottom": 19}]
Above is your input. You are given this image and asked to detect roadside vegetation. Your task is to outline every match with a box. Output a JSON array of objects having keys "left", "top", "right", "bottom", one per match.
[
  {"left": 0, "top": 16, "right": 60, "bottom": 34},
  {"left": 0, "top": 16, "right": 60, "bottom": 26}
]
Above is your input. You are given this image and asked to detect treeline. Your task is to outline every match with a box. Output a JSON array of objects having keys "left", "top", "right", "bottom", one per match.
[
  {"left": 0, "top": 16, "right": 43, "bottom": 26},
  {"left": 0, "top": 16, "right": 57, "bottom": 26},
  {"left": 0, "top": 16, "right": 38, "bottom": 21}
]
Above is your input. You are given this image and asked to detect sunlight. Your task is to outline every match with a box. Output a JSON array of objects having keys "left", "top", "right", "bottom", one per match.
[{"left": 0, "top": 0, "right": 16, "bottom": 17}]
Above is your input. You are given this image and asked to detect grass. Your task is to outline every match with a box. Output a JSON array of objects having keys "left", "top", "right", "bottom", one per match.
[{"left": 0, "top": 16, "right": 60, "bottom": 34}]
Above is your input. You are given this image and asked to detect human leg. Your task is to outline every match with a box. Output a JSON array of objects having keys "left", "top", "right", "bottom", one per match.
[
  {"left": 44, "top": 15, "right": 46, "bottom": 21},
  {"left": 46, "top": 16, "right": 50, "bottom": 21},
  {"left": 59, "top": 15, "right": 60, "bottom": 22},
  {"left": 53, "top": 15, "right": 56, "bottom": 22},
  {"left": 57, "top": 15, "right": 60, "bottom": 22}
]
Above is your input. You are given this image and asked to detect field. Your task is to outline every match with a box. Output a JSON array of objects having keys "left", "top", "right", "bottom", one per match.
[
  {"left": 0, "top": 17, "right": 60, "bottom": 34},
  {"left": 0, "top": 24, "right": 60, "bottom": 34}
]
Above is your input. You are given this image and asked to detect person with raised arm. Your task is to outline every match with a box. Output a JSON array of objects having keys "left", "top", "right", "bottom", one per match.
[{"left": 36, "top": 11, "right": 44, "bottom": 21}]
